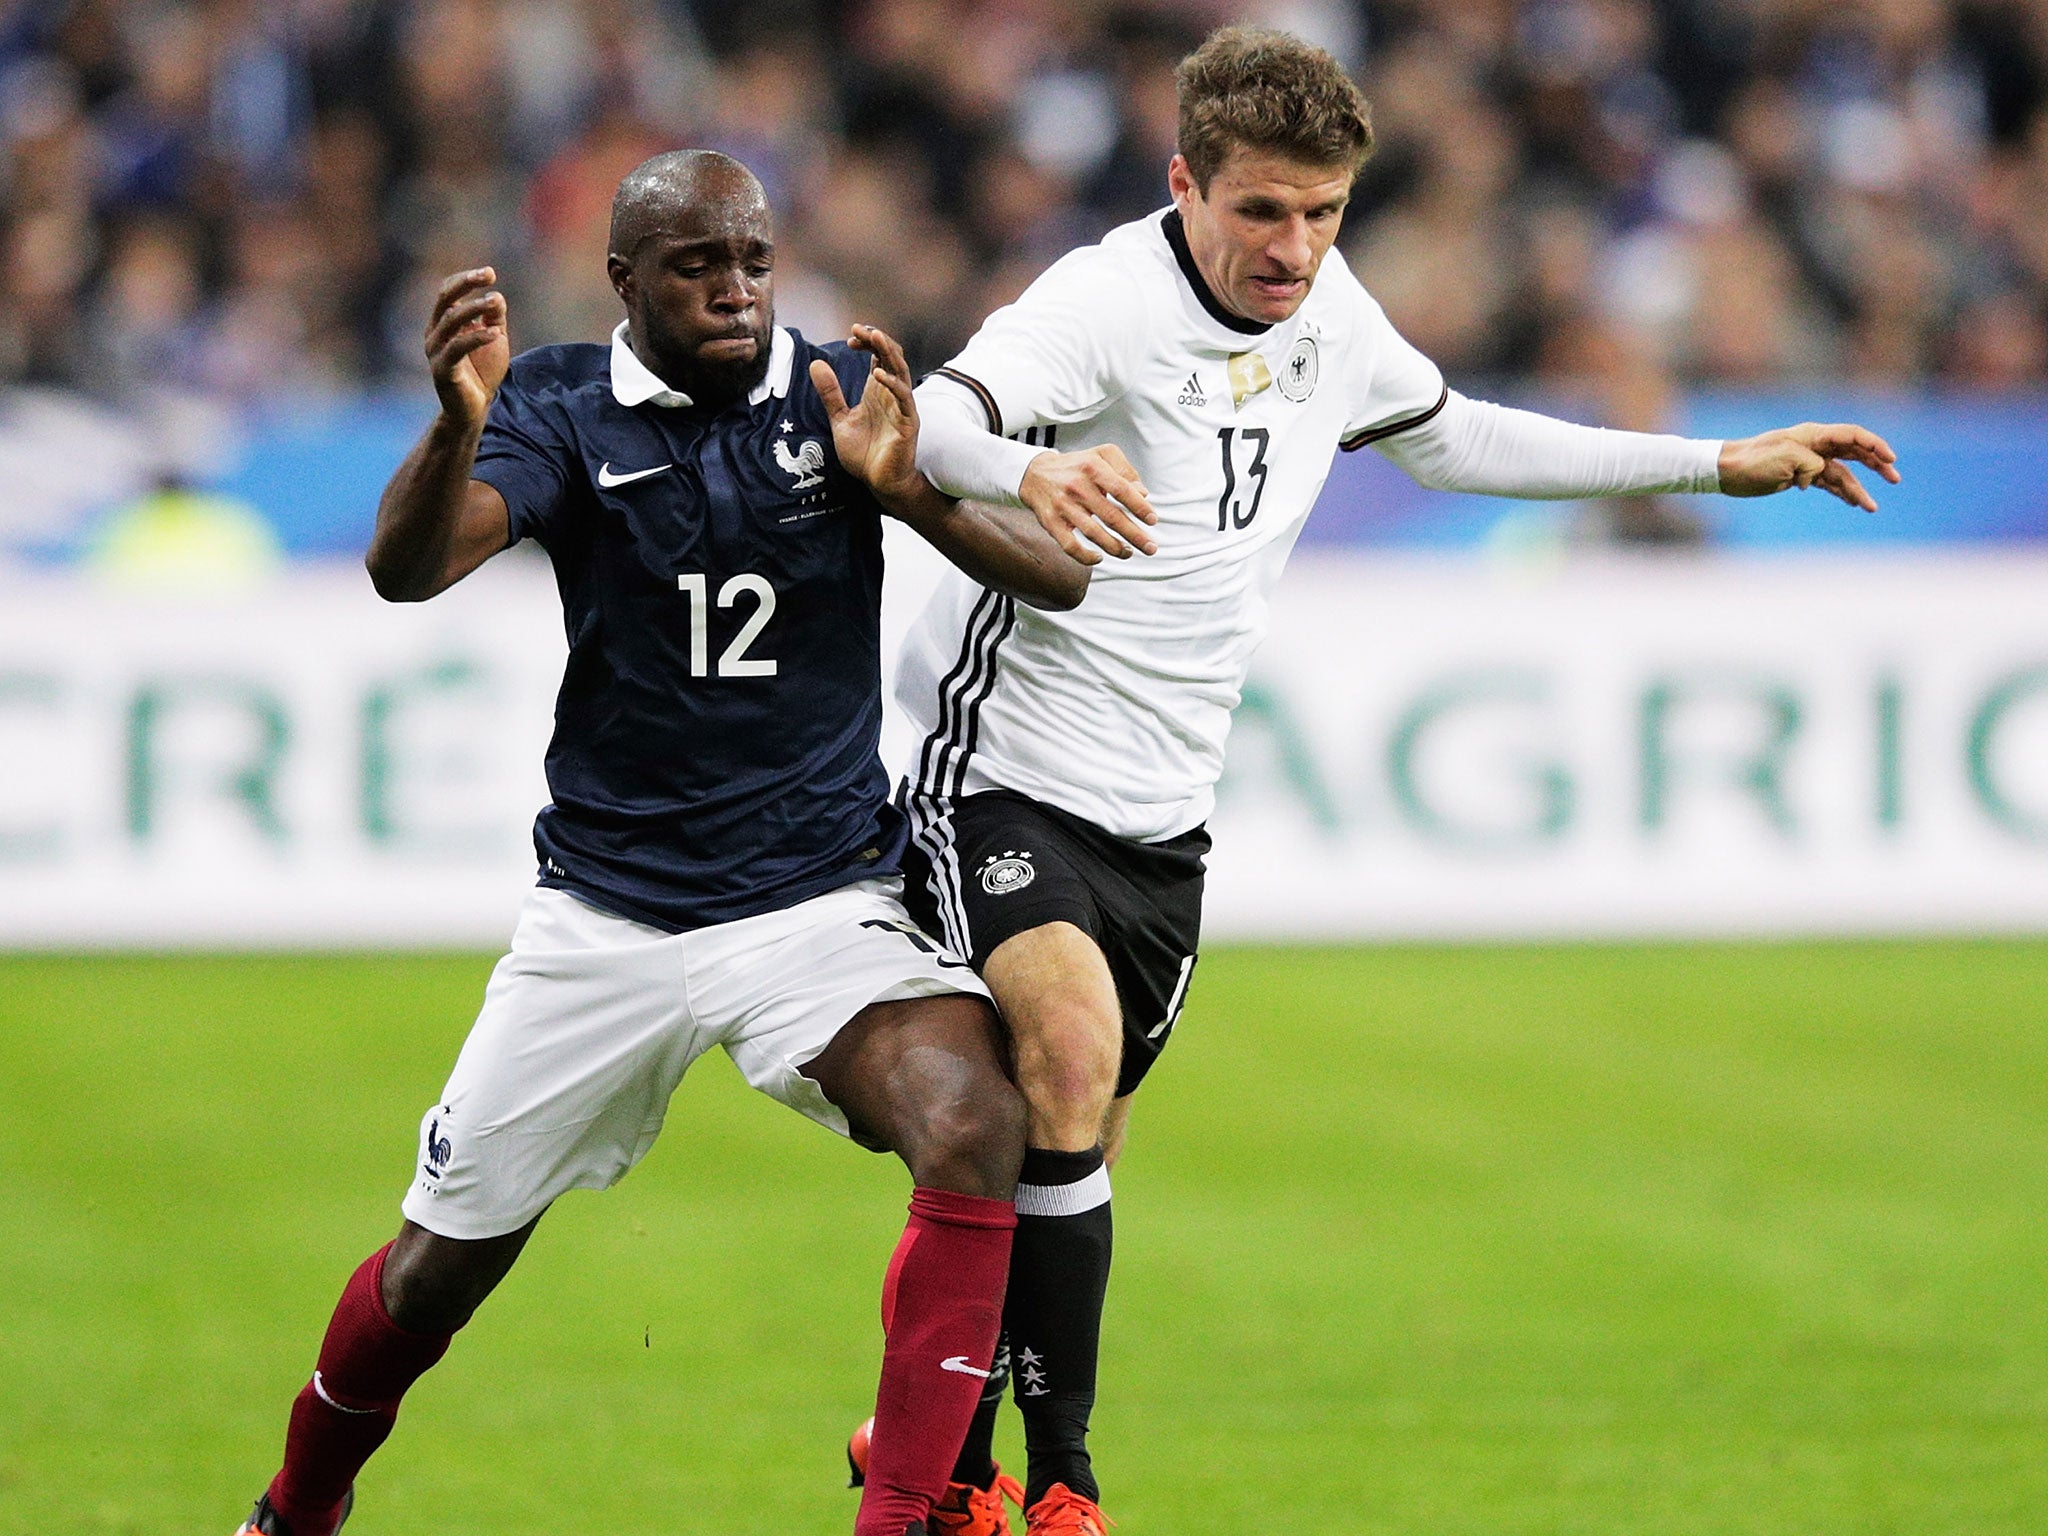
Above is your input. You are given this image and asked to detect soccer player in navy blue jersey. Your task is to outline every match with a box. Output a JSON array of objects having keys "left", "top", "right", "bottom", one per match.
[{"left": 232, "top": 150, "right": 1097, "bottom": 1536}]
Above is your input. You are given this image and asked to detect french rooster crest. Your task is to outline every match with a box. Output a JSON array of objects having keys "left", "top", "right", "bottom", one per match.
[{"left": 773, "top": 436, "right": 826, "bottom": 490}]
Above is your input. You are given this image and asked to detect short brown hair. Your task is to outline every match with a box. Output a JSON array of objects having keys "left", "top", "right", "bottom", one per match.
[{"left": 1176, "top": 26, "right": 1374, "bottom": 189}]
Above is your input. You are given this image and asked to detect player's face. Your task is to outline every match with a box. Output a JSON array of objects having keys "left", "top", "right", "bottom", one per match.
[
  {"left": 609, "top": 198, "right": 776, "bottom": 407},
  {"left": 1169, "top": 147, "right": 1352, "bottom": 325}
]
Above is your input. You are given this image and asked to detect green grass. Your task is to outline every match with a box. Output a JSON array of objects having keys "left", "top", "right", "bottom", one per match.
[{"left": 3, "top": 941, "right": 2046, "bottom": 1534}]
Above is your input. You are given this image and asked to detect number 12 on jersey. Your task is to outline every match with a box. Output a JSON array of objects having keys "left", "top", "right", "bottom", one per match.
[
  {"left": 676, "top": 573, "right": 777, "bottom": 677},
  {"left": 1216, "top": 426, "right": 1270, "bottom": 531}
]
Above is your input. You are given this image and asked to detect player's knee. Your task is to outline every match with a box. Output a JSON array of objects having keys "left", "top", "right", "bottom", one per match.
[
  {"left": 906, "top": 1076, "right": 1027, "bottom": 1200},
  {"left": 1016, "top": 1032, "right": 1121, "bottom": 1134},
  {"left": 381, "top": 1221, "right": 528, "bottom": 1334},
  {"left": 381, "top": 1243, "right": 474, "bottom": 1333}
]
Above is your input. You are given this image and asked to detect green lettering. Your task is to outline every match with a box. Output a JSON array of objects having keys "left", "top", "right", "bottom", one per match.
[
  {"left": 360, "top": 659, "right": 498, "bottom": 851},
  {"left": 1226, "top": 681, "right": 1343, "bottom": 835},
  {"left": 1966, "top": 666, "right": 2048, "bottom": 842},
  {"left": 126, "top": 679, "right": 290, "bottom": 843},
  {"left": 1875, "top": 674, "right": 1903, "bottom": 833},
  {"left": 1387, "top": 674, "right": 1572, "bottom": 850},
  {"left": 1639, "top": 674, "right": 1802, "bottom": 838}
]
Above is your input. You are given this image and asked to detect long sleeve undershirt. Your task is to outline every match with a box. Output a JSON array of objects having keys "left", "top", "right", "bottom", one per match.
[
  {"left": 913, "top": 379, "right": 1043, "bottom": 503},
  {"left": 1371, "top": 390, "right": 1724, "bottom": 497}
]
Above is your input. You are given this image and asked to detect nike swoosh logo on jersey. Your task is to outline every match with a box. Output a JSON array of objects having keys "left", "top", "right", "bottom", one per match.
[
  {"left": 940, "top": 1355, "right": 992, "bottom": 1378},
  {"left": 597, "top": 461, "right": 672, "bottom": 487}
]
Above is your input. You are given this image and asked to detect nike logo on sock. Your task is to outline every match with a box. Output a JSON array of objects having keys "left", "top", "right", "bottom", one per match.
[
  {"left": 311, "top": 1370, "right": 379, "bottom": 1414},
  {"left": 940, "top": 1355, "right": 992, "bottom": 1378},
  {"left": 597, "top": 461, "right": 672, "bottom": 487}
]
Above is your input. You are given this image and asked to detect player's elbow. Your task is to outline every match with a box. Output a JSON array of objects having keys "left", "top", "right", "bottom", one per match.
[
  {"left": 365, "top": 547, "right": 442, "bottom": 603},
  {"left": 1021, "top": 583, "right": 1086, "bottom": 613},
  {"left": 1020, "top": 558, "right": 1091, "bottom": 612}
]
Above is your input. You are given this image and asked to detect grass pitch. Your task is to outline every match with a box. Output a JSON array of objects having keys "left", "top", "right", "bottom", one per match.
[{"left": 3, "top": 941, "right": 2045, "bottom": 1534}]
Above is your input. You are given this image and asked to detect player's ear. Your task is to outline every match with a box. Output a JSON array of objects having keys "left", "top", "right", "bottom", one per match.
[
  {"left": 1167, "top": 153, "right": 1197, "bottom": 210},
  {"left": 607, "top": 254, "right": 635, "bottom": 307}
]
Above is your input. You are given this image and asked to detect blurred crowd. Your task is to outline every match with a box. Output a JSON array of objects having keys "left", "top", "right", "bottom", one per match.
[{"left": 3, "top": 0, "right": 2047, "bottom": 414}]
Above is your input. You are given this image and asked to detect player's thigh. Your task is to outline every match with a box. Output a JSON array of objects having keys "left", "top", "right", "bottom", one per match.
[
  {"left": 983, "top": 919, "right": 1125, "bottom": 1062},
  {"left": 983, "top": 920, "right": 1126, "bottom": 1145},
  {"left": 693, "top": 876, "right": 994, "bottom": 1143},
  {"left": 401, "top": 888, "right": 704, "bottom": 1241},
  {"left": 801, "top": 990, "right": 1024, "bottom": 1198},
  {"left": 907, "top": 790, "right": 1125, "bottom": 1065}
]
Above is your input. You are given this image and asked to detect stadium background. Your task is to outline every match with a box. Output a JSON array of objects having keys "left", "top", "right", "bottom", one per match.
[{"left": 4, "top": 0, "right": 2046, "bottom": 1531}]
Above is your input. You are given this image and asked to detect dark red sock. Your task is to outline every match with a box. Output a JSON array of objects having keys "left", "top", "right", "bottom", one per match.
[
  {"left": 265, "top": 1244, "right": 453, "bottom": 1536},
  {"left": 854, "top": 1187, "right": 1016, "bottom": 1536}
]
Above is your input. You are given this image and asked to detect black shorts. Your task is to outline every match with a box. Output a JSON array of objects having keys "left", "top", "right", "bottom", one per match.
[{"left": 900, "top": 788, "right": 1207, "bottom": 1098}]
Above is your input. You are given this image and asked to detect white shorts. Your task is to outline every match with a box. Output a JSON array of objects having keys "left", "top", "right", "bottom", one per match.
[{"left": 399, "top": 877, "right": 989, "bottom": 1240}]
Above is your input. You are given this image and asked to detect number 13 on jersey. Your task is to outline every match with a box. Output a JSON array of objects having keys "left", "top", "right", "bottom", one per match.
[
  {"left": 1217, "top": 426, "right": 1270, "bottom": 531},
  {"left": 676, "top": 573, "right": 777, "bottom": 678}
]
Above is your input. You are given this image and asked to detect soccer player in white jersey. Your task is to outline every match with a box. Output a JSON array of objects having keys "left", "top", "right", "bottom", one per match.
[{"left": 861, "top": 26, "right": 1901, "bottom": 1536}]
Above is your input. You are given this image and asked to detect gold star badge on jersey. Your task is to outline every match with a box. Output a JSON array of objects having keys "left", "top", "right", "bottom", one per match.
[{"left": 1227, "top": 352, "right": 1272, "bottom": 408}]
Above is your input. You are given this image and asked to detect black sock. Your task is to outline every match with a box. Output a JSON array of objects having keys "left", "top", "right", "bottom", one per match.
[
  {"left": 947, "top": 1333, "right": 1009, "bottom": 1489},
  {"left": 1007, "top": 1145, "right": 1111, "bottom": 1506}
]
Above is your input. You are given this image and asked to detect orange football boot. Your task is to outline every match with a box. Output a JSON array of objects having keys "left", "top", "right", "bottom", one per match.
[
  {"left": 847, "top": 1414, "right": 1024, "bottom": 1535},
  {"left": 929, "top": 1469, "right": 1024, "bottom": 1536},
  {"left": 1022, "top": 1483, "right": 1112, "bottom": 1536}
]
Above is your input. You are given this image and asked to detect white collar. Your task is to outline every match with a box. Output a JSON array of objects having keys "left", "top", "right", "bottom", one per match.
[{"left": 608, "top": 321, "right": 795, "bottom": 409}]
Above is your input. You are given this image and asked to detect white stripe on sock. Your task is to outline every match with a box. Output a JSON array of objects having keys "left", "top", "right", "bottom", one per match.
[{"left": 1015, "top": 1165, "right": 1111, "bottom": 1218}]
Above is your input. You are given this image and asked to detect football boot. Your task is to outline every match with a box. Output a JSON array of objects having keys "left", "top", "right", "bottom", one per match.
[
  {"left": 929, "top": 1469, "right": 1024, "bottom": 1536},
  {"left": 233, "top": 1488, "right": 352, "bottom": 1536},
  {"left": 848, "top": 1416, "right": 1022, "bottom": 1535},
  {"left": 1022, "top": 1483, "right": 1111, "bottom": 1536}
]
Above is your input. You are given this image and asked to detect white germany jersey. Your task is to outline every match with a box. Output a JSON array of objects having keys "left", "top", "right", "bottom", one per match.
[{"left": 898, "top": 209, "right": 1446, "bottom": 842}]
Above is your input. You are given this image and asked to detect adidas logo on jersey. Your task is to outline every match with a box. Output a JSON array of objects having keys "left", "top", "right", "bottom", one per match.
[{"left": 1176, "top": 372, "right": 1207, "bottom": 407}]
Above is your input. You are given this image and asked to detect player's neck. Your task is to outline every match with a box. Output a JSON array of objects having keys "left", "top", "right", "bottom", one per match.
[{"left": 1161, "top": 209, "right": 1269, "bottom": 336}]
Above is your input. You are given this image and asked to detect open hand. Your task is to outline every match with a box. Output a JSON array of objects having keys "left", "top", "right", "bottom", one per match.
[
  {"left": 1717, "top": 423, "right": 1900, "bottom": 513},
  {"left": 810, "top": 323, "right": 922, "bottom": 507},
  {"left": 427, "top": 267, "right": 509, "bottom": 429},
  {"left": 1019, "top": 444, "right": 1159, "bottom": 562}
]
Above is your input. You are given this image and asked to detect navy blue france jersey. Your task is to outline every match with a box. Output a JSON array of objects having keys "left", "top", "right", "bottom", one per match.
[{"left": 471, "top": 324, "right": 907, "bottom": 931}]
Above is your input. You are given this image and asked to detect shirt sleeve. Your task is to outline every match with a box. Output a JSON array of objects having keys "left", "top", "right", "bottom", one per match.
[
  {"left": 1374, "top": 389, "right": 1725, "bottom": 498},
  {"left": 929, "top": 246, "right": 1149, "bottom": 437},
  {"left": 472, "top": 371, "right": 575, "bottom": 548},
  {"left": 1327, "top": 256, "right": 1450, "bottom": 450},
  {"left": 913, "top": 382, "right": 1046, "bottom": 504}
]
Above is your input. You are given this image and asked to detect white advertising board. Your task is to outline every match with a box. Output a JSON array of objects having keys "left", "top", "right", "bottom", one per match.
[
  {"left": 1207, "top": 550, "right": 2048, "bottom": 938},
  {"left": 0, "top": 546, "right": 2042, "bottom": 946}
]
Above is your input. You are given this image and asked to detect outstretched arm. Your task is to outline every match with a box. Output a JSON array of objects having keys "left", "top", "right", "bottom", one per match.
[
  {"left": 1374, "top": 392, "right": 1900, "bottom": 512},
  {"left": 811, "top": 325, "right": 1092, "bottom": 611},
  {"left": 366, "top": 267, "right": 515, "bottom": 602}
]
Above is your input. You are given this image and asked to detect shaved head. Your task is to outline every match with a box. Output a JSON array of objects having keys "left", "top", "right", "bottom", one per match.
[{"left": 609, "top": 149, "right": 768, "bottom": 260}]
